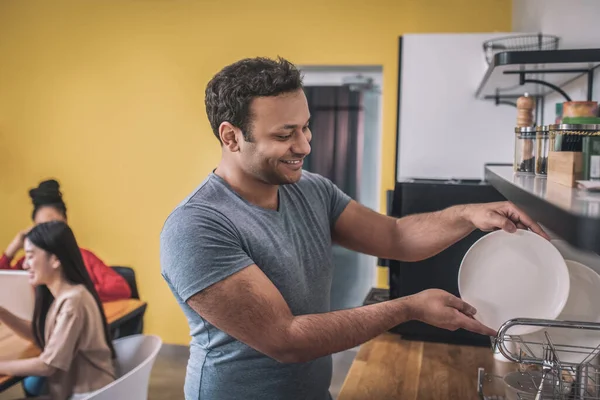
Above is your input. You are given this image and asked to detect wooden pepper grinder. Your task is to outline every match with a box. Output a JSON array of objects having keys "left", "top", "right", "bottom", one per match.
[
  {"left": 516, "top": 94, "right": 535, "bottom": 127},
  {"left": 517, "top": 94, "right": 535, "bottom": 172}
]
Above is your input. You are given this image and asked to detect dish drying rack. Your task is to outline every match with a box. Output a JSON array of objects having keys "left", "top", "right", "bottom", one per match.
[{"left": 478, "top": 318, "right": 600, "bottom": 399}]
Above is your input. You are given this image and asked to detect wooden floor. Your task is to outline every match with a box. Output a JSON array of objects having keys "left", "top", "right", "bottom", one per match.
[{"left": 146, "top": 344, "right": 188, "bottom": 400}]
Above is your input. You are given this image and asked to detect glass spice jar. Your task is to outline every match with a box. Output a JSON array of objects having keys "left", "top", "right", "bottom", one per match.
[
  {"left": 535, "top": 125, "right": 549, "bottom": 176},
  {"left": 514, "top": 127, "right": 536, "bottom": 174}
]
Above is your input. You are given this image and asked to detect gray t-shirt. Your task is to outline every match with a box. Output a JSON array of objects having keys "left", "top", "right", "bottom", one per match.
[{"left": 160, "top": 171, "right": 351, "bottom": 400}]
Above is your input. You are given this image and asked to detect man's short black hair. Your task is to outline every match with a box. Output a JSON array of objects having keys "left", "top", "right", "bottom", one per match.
[{"left": 205, "top": 56, "right": 303, "bottom": 142}]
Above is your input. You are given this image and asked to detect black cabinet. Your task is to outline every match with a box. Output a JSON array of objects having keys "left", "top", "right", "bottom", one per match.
[{"left": 387, "top": 178, "right": 506, "bottom": 347}]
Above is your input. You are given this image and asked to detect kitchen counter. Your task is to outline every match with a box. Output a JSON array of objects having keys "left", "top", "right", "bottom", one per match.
[{"left": 338, "top": 333, "right": 517, "bottom": 400}]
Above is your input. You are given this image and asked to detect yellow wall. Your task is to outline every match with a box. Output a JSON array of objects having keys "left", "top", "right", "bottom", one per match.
[{"left": 0, "top": 0, "right": 511, "bottom": 345}]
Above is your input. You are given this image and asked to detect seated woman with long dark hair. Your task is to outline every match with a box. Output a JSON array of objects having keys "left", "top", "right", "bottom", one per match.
[
  {"left": 0, "top": 179, "right": 131, "bottom": 302},
  {"left": 0, "top": 221, "right": 116, "bottom": 400}
]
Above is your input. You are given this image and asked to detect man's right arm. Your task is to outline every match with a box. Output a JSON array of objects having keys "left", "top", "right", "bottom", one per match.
[{"left": 187, "top": 265, "right": 495, "bottom": 364}]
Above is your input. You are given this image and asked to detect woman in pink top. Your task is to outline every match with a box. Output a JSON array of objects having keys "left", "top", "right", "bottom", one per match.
[{"left": 0, "top": 221, "right": 117, "bottom": 399}]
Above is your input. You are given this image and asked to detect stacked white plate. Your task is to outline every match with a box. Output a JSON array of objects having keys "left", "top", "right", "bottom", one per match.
[
  {"left": 520, "top": 259, "right": 600, "bottom": 364},
  {"left": 458, "top": 230, "right": 600, "bottom": 364}
]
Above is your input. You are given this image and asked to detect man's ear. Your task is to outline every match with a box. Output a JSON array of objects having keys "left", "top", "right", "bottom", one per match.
[{"left": 220, "top": 122, "right": 241, "bottom": 152}]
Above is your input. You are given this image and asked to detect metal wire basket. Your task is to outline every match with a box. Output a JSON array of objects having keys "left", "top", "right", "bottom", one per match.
[
  {"left": 483, "top": 34, "right": 560, "bottom": 65},
  {"left": 478, "top": 318, "right": 600, "bottom": 399}
]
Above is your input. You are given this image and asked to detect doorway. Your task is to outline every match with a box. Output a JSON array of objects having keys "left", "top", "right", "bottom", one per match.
[{"left": 300, "top": 66, "right": 383, "bottom": 311}]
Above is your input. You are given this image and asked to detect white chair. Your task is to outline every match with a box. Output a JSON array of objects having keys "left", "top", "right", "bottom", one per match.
[{"left": 83, "top": 334, "right": 163, "bottom": 400}]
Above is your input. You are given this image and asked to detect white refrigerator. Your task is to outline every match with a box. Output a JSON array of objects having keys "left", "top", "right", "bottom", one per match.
[{"left": 396, "top": 33, "right": 524, "bottom": 181}]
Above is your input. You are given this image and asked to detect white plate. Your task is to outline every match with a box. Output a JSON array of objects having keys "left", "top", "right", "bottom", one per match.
[
  {"left": 458, "top": 229, "right": 569, "bottom": 336},
  {"left": 521, "top": 260, "right": 600, "bottom": 364}
]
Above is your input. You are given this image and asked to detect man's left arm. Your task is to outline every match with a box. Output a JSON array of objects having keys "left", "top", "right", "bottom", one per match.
[{"left": 332, "top": 200, "right": 548, "bottom": 262}]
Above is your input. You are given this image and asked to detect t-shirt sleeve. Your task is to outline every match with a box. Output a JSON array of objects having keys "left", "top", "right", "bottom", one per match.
[
  {"left": 39, "top": 305, "right": 83, "bottom": 371},
  {"left": 310, "top": 173, "right": 351, "bottom": 225},
  {"left": 160, "top": 206, "right": 255, "bottom": 302}
]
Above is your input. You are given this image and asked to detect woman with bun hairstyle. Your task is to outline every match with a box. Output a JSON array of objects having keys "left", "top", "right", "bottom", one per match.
[
  {"left": 0, "top": 221, "right": 117, "bottom": 399},
  {"left": 0, "top": 180, "right": 131, "bottom": 302}
]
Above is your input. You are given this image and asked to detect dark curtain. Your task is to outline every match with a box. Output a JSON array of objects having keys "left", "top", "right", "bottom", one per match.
[{"left": 303, "top": 86, "right": 363, "bottom": 200}]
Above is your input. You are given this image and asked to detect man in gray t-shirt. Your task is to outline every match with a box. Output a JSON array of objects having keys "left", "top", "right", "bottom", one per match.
[{"left": 160, "top": 57, "right": 548, "bottom": 400}]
